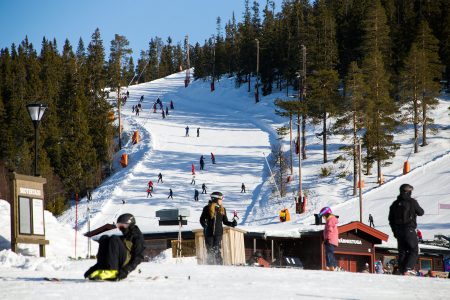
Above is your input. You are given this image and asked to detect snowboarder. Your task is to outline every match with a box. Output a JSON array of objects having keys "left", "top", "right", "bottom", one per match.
[
  {"left": 197, "top": 127, "right": 200, "bottom": 137},
  {"left": 388, "top": 184, "right": 424, "bottom": 276},
  {"left": 199, "top": 192, "right": 237, "bottom": 265},
  {"left": 201, "top": 183, "right": 207, "bottom": 194},
  {"left": 170, "top": 100, "right": 174, "bottom": 109},
  {"left": 368, "top": 214, "right": 374, "bottom": 227},
  {"left": 319, "top": 206, "right": 339, "bottom": 271},
  {"left": 165, "top": 106, "right": 169, "bottom": 116},
  {"left": 147, "top": 188, "right": 152, "bottom": 198},
  {"left": 84, "top": 213, "right": 144, "bottom": 280},
  {"left": 168, "top": 188, "right": 173, "bottom": 199},
  {"left": 211, "top": 153, "right": 215, "bottom": 164},
  {"left": 157, "top": 173, "right": 163, "bottom": 183},
  {"left": 185, "top": 126, "right": 189, "bottom": 137},
  {"left": 191, "top": 174, "right": 196, "bottom": 185},
  {"left": 200, "top": 155, "right": 205, "bottom": 170},
  {"left": 241, "top": 183, "right": 246, "bottom": 193},
  {"left": 194, "top": 189, "right": 199, "bottom": 201}
]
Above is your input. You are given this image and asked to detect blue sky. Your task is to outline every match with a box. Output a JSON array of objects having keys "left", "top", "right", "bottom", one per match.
[{"left": 0, "top": 0, "right": 282, "bottom": 61}]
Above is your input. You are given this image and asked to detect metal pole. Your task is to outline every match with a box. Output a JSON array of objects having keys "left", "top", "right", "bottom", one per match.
[
  {"left": 358, "top": 139, "right": 363, "bottom": 222},
  {"left": 33, "top": 122, "right": 38, "bottom": 176},
  {"left": 298, "top": 115, "right": 302, "bottom": 200}
]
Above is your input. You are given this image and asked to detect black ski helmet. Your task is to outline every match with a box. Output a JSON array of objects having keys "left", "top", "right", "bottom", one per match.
[
  {"left": 400, "top": 184, "right": 414, "bottom": 194},
  {"left": 210, "top": 191, "right": 223, "bottom": 202},
  {"left": 117, "top": 213, "right": 136, "bottom": 226}
]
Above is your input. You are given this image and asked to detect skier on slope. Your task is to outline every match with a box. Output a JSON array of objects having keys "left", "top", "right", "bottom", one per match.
[
  {"left": 84, "top": 213, "right": 145, "bottom": 280},
  {"left": 199, "top": 192, "right": 237, "bottom": 264},
  {"left": 200, "top": 155, "right": 205, "bottom": 170}
]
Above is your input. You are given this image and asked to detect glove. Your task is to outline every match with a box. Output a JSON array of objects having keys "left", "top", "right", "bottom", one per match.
[
  {"left": 117, "top": 269, "right": 128, "bottom": 280},
  {"left": 232, "top": 220, "right": 237, "bottom": 227}
]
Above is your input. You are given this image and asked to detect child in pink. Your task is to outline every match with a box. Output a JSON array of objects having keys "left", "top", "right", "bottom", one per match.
[{"left": 320, "top": 207, "right": 339, "bottom": 270}]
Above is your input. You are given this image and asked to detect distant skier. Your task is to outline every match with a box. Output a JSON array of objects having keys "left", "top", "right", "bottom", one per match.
[
  {"left": 138, "top": 103, "right": 141, "bottom": 109},
  {"left": 126, "top": 90, "right": 129, "bottom": 97},
  {"left": 153, "top": 103, "right": 157, "bottom": 113},
  {"left": 140, "top": 95, "right": 144, "bottom": 102},
  {"left": 211, "top": 153, "right": 216, "bottom": 164},
  {"left": 132, "top": 105, "right": 135, "bottom": 113},
  {"left": 168, "top": 188, "right": 173, "bottom": 199},
  {"left": 157, "top": 173, "right": 163, "bottom": 183},
  {"left": 170, "top": 100, "right": 174, "bottom": 109},
  {"left": 162, "top": 110, "right": 165, "bottom": 119},
  {"left": 147, "top": 187, "right": 152, "bottom": 198},
  {"left": 185, "top": 126, "right": 189, "bottom": 137},
  {"left": 201, "top": 183, "right": 207, "bottom": 194},
  {"left": 122, "top": 199, "right": 126, "bottom": 204},
  {"left": 200, "top": 155, "right": 205, "bottom": 170},
  {"left": 194, "top": 189, "right": 199, "bottom": 201},
  {"left": 197, "top": 127, "right": 200, "bottom": 137},
  {"left": 84, "top": 213, "right": 144, "bottom": 280},
  {"left": 368, "top": 214, "right": 375, "bottom": 228},
  {"left": 135, "top": 107, "right": 140, "bottom": 116},
  {"left": 165, "top": 106, "right": 169, "bottom": 116},
  {"left": 148, "top": 180, "right": 154, "bottom": 189},
  {"left": 241, "top": 183, "right": 246, "bottom": 193},
  {"left": 191, "top": 174, "right": 196, "bottom": 185}
]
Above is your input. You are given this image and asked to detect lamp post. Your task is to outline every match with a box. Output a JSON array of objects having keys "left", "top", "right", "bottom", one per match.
[{"left": 26, "top": 103, "right": 47, "bottom": 176}]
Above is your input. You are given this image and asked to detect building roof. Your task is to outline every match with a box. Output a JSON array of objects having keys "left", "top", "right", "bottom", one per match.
[{"left": 338, "top": 221, "right": 389, "bottom": 243}]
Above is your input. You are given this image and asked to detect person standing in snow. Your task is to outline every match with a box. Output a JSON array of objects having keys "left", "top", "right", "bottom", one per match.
[
  {"left": 197, "top": 127, "right": 200, "bottom": 137},
  {"left": 200, "top": 155, "right": 205, "bottom": 170},
  {"left": 165, "top": 106, "right": 169, "bottom": 116},
  {"left": 84, "top": 213, "right": 144, "bottom": 280},
  {"left": 191, "top": 174, "right": 196, "bottom": 185},
  {"left": 388, "top": 184, "right": 424, "bottom": 275},
  {"left": 368, "top": 214, "right": 375, "bottom": 227},
  {"left": 132, "top": 105, "right": 135, "bottom": 113},
  {"left": 168, "top": 188, "right": 173, "bottom": 199},
  {"left": 157, "top": 173, "right": 163, "bottom": 183},
  {"left": 319, "top": 206, "right": 339, "bottom": 271},
  {"left": 185, "top": 126, "right": 189, "bottom": 137},
  {"left": 416, "top": 228, "right": 423, "bottom": 243},
  {"left": 162, "top": 109, "right": 165, "bottom": 119},
  {"left": 194, "top": 189, "right": 199, "bottom": 201},
  {"left": 199, "top": 192, "right": 237, "bottom": 264},
  {"left": 126, "top": 90, "right": 129, "bottom": 98},
  {"left": 140, "top": 95, "right": 144, "bottom": 102},
  {"left": 170, "top": 100, "right": 174, "bottom": 109},
  {"left": 211, "top": 153, "right": 216, "bottom": 164},
  {"left": 201, "top": 183, "right": 207, "bottom": 194},
  {"left": 241, "top": 183, "right": 246, "bottom": 193},
  {"left": 135, "top": 106, "right": 140, "bottom": 116},
  {"left": 146, "top": 187, "right": 152, "bottom": 198},
  {"left": 148, "top": 180, "right": 153, "bottom": 189}
]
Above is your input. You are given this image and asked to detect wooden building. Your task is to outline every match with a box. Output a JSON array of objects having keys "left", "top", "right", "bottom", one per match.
[{"left": 245, "top": 221, "right": 388, "bottom": 272}]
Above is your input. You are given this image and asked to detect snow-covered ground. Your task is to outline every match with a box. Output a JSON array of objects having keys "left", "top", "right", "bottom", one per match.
[{"left": 1, "top": 70, "right": 449, "bottom": 299}]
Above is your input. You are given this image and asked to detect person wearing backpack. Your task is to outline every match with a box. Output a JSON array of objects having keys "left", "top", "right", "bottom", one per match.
[{"left": 388, "top": 184, "right": 424, "bottom": 276}]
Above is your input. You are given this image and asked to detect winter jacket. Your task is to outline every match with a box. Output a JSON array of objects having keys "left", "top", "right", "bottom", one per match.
[
  {"left": 323, "top": 214, "right": 339, "bottom": 247},
  {"left": 120, "top": 225, "right": 145, "bottom": 275},
  {"left": 199, "top": 203, "right": 234, "bottom": 236},
  {"left": 388, "top": 193, "right": 424, "bottom": 236}
]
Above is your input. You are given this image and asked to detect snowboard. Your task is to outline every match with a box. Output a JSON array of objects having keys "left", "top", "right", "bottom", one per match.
[{"left": 83, "top": 223, "right": 116, "bottom": 237}]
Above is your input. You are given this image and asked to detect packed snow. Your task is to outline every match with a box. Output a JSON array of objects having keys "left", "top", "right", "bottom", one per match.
[{"left": 1, "top": 70, "right": 449, "bottom": 299}]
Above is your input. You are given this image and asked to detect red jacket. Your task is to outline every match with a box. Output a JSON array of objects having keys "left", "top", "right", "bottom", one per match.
[{"left": 324, "top": 214, "right": 339, "bottom": 246}]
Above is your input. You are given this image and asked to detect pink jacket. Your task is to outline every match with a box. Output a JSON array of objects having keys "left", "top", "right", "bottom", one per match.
[{"left": 324, "top": 215, "right": 339, "bottom": 246}]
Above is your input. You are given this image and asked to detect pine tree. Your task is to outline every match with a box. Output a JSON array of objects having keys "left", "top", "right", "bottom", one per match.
[{"left": 415, "top": 20, "right": 441, "bottom": 147}]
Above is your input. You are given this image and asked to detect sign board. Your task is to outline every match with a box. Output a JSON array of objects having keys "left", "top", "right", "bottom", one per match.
[{"left": 9, "top": 172, "right": 48, "bottom": 257}]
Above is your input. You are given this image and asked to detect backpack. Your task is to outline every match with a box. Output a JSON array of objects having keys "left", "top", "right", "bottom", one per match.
[{"left": 392, "top": 199, "right": 413, "bottom": 225}]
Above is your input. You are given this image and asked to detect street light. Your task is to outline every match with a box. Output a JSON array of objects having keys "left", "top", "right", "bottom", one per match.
[{"left": 26, "top": 103, "right": 47, "bottom": 176}]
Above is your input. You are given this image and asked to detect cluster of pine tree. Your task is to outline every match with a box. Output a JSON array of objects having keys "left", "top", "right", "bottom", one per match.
[
  {"left": 0, "top": 29, "right": 124, "bottom": 214},
  {"left": 191, "top": 0, "right": 449, "bottom": 193}
]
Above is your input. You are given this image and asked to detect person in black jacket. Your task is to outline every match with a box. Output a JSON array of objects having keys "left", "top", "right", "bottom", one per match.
[
  {"left": 84, "top": 213, "right": 145, "bottom": 280},
  {"left": 388, "top": 184, "right": 424, "bottom": 275},
  {"left": 199, "top": 192, "right": 237, "bottom": 265}
]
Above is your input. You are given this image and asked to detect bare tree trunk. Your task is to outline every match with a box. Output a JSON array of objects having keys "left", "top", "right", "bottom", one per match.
[
  {"left": 323, "top": 111, "right": 327, "bottom": 163},
  {"left": 353, "top": 111, "right": 357, "bottom": 196},
  {"left": 248, "top": 74, "right": 251, "bottom": 92},
  {"left": 302, "top": 114, "right": 307, "bottom": 159},
  {"left": 289, "top": 113, "right": 293, "bottom": 175},
  {"left": 421, "top": 97, "right": 428, "bottom": 146},
  {"left": 117, "top": 87, "right": 122, "bottom": 150}
]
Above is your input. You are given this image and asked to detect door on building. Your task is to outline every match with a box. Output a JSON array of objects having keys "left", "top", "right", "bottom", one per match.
[{"left": 336, "top": 254, "right": 371, "bottom": 273}]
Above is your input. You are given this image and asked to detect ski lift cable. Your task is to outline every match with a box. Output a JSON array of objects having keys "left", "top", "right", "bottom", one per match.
[
  {"left": 406, "top": 135, "right": 419, "bottom": 161},
  {"left": 262, "top": 152, "right": 284, "bottom": 207}
]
